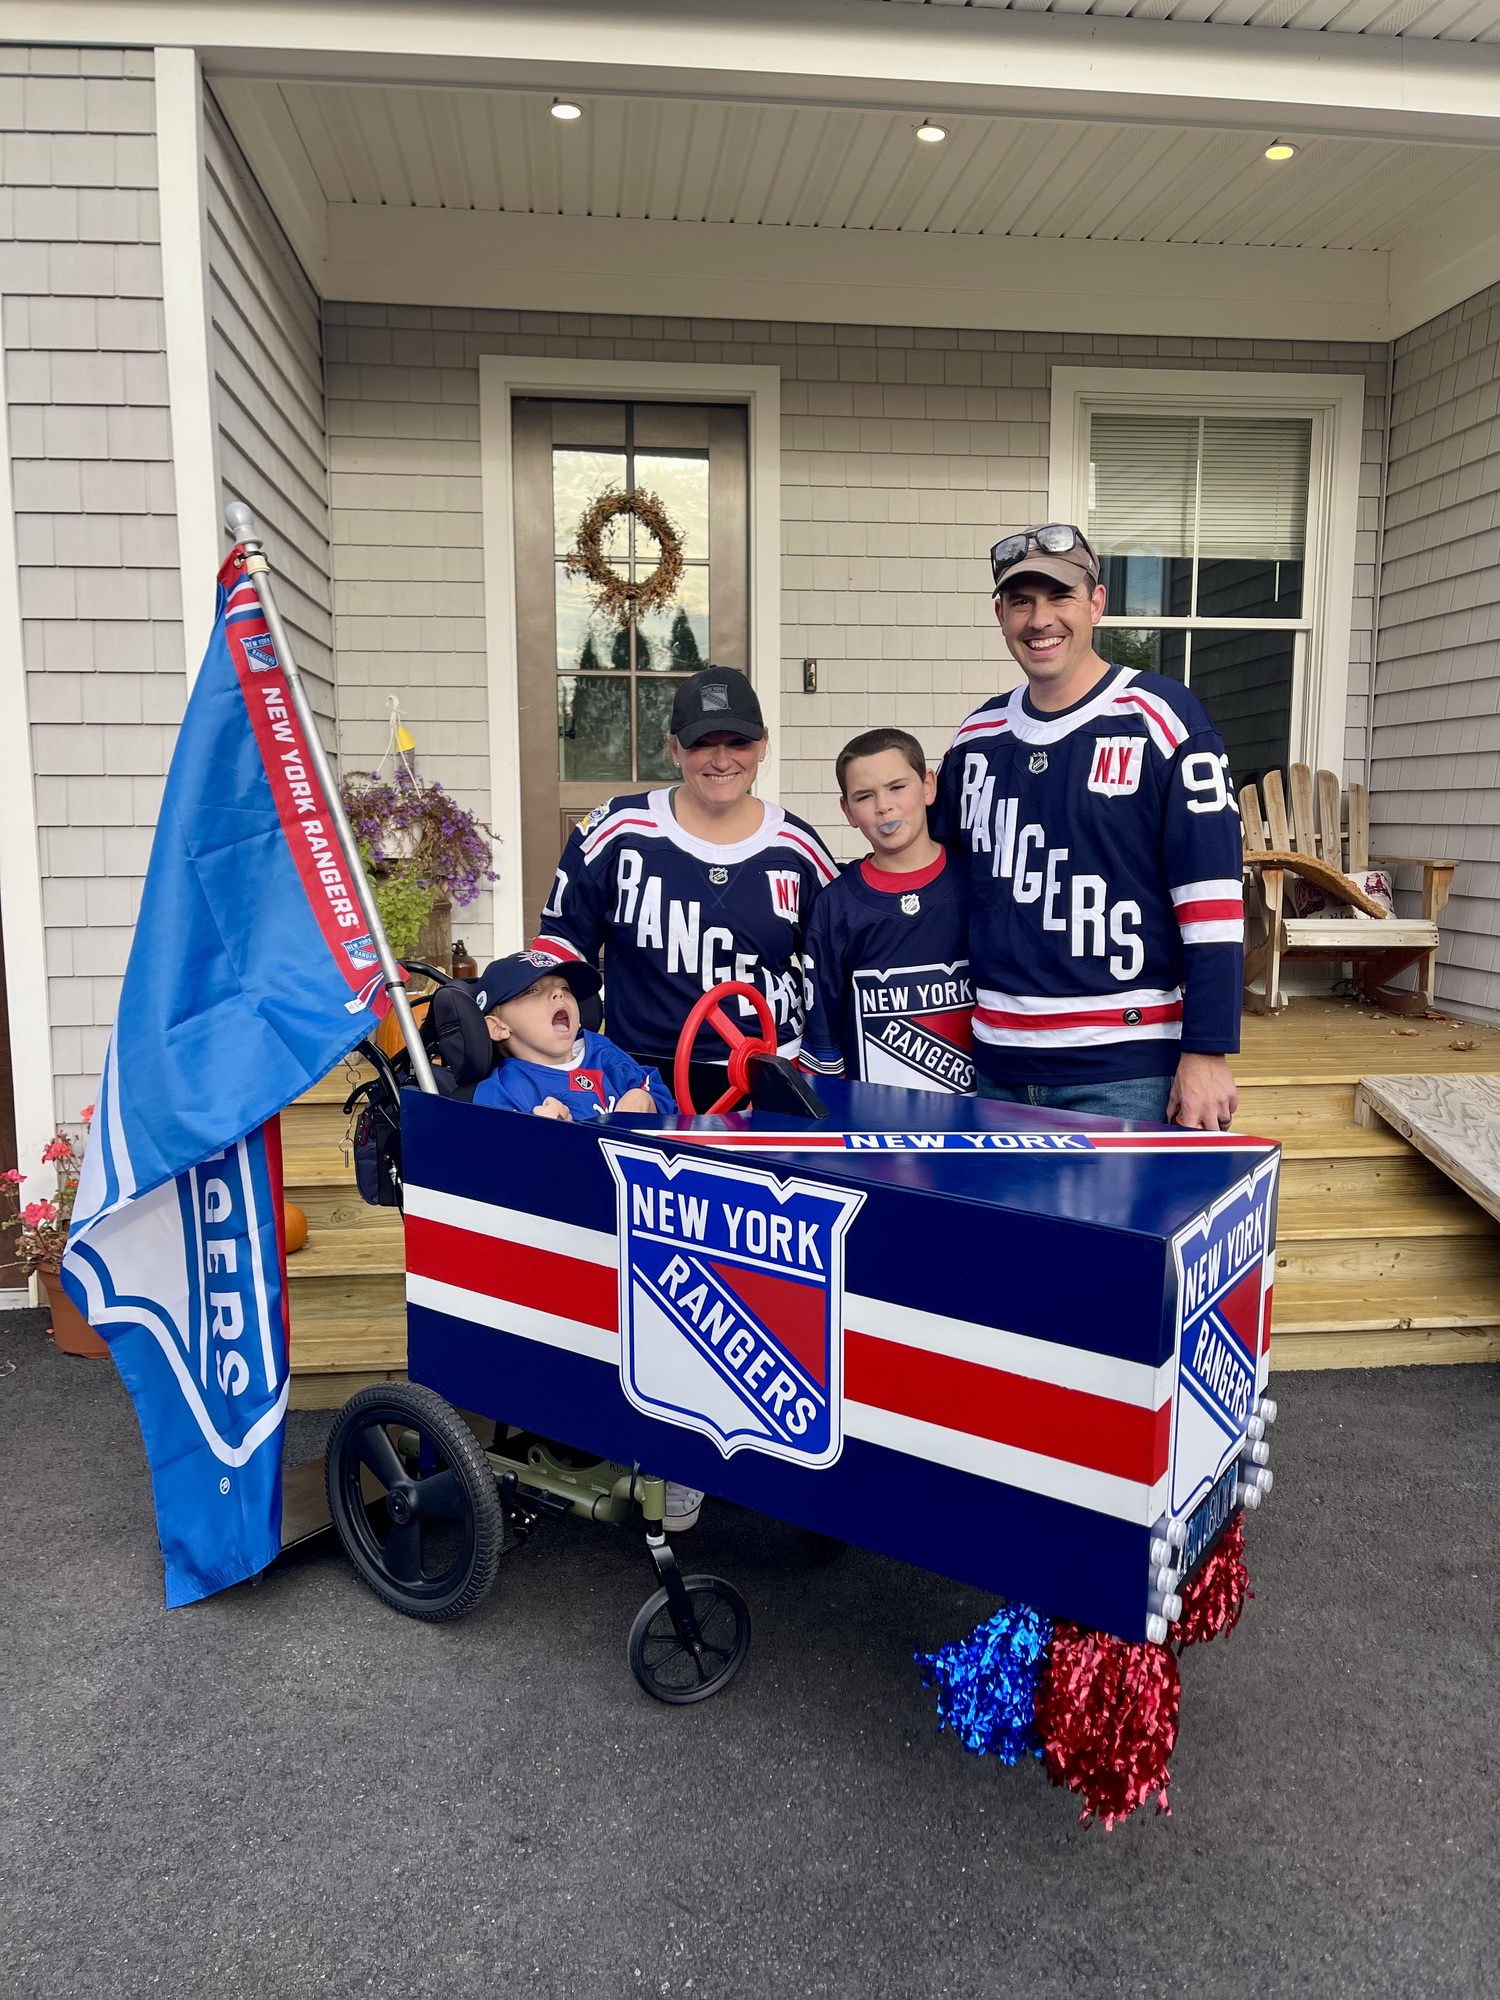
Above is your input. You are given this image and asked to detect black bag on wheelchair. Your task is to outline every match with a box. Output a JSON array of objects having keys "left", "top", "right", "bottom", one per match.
[{"left": 346, "top": 966, "right": 498, "bottom": 1208}]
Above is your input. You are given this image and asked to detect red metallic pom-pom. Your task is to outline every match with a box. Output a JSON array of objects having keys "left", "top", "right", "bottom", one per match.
[
  {"left": 1174, "top": 1515, "right": 1251, "bottom": 1651},
  {"left": 1035, "top": 1623, "right": 1181, "bottom": 1829}
]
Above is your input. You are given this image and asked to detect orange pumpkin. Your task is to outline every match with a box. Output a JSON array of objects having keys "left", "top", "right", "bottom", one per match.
[{"left": 283, "top": 1202, "right": 309, "bottom": 1254}]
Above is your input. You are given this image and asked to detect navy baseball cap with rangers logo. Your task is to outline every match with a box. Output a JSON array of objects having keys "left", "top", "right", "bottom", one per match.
[
  {"left": 475, "top": 949, "right": 601, "bottom": 1013},
  {"left": 668, "top": 666, "right": 764, "bottom": 747}
]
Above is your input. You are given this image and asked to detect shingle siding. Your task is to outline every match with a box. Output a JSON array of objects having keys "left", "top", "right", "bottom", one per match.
[
  {"left": 325, "top": 305, "right": 1384, "bottom": 957},
  {"left": 1, "top": 44, "right": 180, "bottom": 1122},
  {"left": 203, "top": 88, "right": 333, "bottom": 730},
  {"left": 1372, "top": 281, "right": 1500, "bottom": 1021}
]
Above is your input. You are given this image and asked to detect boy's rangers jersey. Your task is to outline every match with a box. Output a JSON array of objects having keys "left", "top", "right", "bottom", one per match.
[
  {"left": 533, "top": 789, "right": 838, "bottom": 1067},
  {"left": 801, "top": 850, "right": 974, "bottom": 1094},
  {"left": 932, "top": 665, "right": 1244, "bottom": 1085}
]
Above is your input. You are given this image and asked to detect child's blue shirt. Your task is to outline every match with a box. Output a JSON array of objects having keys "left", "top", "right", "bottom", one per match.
[{"left": 471, "top": 1029, "right": 674, "bottom": 1121}]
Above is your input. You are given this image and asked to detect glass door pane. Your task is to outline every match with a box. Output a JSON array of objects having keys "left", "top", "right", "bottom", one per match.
[{"left": 512, "top": 397, "right": 749, "bottom": 934}]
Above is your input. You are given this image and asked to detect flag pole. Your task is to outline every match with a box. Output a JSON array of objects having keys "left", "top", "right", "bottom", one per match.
[{"left": 224, "top": 502, "right": 439, "bottom": 1095}]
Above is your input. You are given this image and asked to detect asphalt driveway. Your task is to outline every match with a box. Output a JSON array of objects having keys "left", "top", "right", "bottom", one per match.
[{"left": 3, "top": 1308, "right": 1497, "bottom": 1999}]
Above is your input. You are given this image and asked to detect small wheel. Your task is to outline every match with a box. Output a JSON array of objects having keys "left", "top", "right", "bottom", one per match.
[
  {"left": 325, "top": 1381, "right": 504, "bottom": 1622},
  {"left": 628, "top": 1574, "right": 751, "bottom": 1704}
]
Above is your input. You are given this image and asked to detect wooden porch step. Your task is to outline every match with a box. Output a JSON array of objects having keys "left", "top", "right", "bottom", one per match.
[{"left": 1272, "top": 1276, "right": 1500, "bottom": 1335}]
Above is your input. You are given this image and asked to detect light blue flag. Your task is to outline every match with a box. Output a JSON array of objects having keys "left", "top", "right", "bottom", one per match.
[{"left": 63, "top": 552, "right": 389, "bottom": 1606}]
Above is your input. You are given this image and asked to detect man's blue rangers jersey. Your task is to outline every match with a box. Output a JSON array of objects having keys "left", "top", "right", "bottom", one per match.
[
  {"left": 801, "top": 850, "right": 974, "bottom": 1094},
  {"left": 932, "top": 664, "right": 1244, "bottom": 1085},
  {"left": 534, "top": 788, "right": 838, "bottom": 1067}
]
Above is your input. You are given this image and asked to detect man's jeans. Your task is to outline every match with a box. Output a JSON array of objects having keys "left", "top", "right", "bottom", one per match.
[{"left": 973, "top": 1071, "right": 1174, "bottom": 1123}]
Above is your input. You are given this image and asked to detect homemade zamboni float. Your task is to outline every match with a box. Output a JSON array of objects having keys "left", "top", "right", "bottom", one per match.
[{"left": 330, "top": 977, "right": 1279, "bottom": 1824}]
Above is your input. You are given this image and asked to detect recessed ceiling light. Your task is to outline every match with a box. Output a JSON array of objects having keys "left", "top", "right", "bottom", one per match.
[
  {"left": 916, "top": 121, "right": 947, "bottom": 144},
  {"left": 551, "top": 100, "right": 583, "bottom": 121},
  {"left": 1264, "top": 140, "right": 1296, "bottom": 161}
]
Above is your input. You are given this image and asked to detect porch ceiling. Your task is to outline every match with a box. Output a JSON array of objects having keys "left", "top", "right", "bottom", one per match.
[
  {"left": 219, "top": 79, "right": 1492, "bottom": 254},
  {"left": 871, "top": 0, "right": 1500, "bottom": 43}
]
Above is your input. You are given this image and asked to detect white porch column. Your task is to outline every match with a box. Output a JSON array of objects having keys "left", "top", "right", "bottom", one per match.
[
  {"left": 0, "top": 352, "right": 58, "bottom": 1201},
  {"left": 155, "top": 44, "right": 222, "bottom": 681}
]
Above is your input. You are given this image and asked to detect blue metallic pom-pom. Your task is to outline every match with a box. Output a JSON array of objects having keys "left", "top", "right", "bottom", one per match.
[{"left": 917, "top": 1604, "right": 1053, "bottom": 1764}]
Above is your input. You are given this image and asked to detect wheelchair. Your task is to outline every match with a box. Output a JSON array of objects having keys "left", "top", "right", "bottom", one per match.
[{"left": 330, "top": 966, "right": 829, "bottom": 1704}]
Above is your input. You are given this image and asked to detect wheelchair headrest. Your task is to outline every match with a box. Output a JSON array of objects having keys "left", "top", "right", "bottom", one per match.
[{"left": 421, "top": 979, "right": 496, "bottom": 1088}]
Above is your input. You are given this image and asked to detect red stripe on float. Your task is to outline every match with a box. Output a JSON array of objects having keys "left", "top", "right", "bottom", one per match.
[
  {"left": 845, "top": 1330, "right": 1170, "bottom": 1485},
  {"left": 404, "top": 1215, "right": 617, "bottom": 1332}
]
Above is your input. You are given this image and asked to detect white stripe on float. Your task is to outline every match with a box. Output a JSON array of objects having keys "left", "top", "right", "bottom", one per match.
[
  {"left": 846, "top": 1294, "right": 1173, "bottom": 1409},
  {"left": 405, "top": 1194, "right": 1171, "bottom": 1407},
  {"left": 405, "top": 1273, "right": 1162, "bottom": 1524},
  {"left": 404, "top": 1183, "right": 615, "bottom": 1266},
  {"left": 407, "top": 1271, "right": 617, "bottom": 1364},
  {"left": 844, "top": 1400, "right": 1167, "bottom": 1525}
]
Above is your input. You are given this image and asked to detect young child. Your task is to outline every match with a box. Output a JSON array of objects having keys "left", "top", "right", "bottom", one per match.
[
  {"left": 470, "top": 951, "right": 675, "bottom": 1121},
  {"left": 800, "top": 728, "right": 974, "bottom": 1095}
]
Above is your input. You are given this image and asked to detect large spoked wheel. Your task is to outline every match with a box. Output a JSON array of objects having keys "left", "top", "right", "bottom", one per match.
[
  {"left": 628, "top": 1575, "right": 752, "bottom": 1704},
  {"left": 325, "top": 1381, "right": 504, "bottom": 1622},
  {"left": 673, "top": 980, "right": 779, "bottom": 1116}
]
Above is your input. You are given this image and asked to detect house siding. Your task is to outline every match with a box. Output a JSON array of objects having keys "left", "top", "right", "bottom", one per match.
[
  {"left": 324, "top": 304, "right": 1385, "bottom": 959},
  {"left": 1372, "top": 281, "right": 1500, "bottom": 1021},
  {"left": 204, "top": 88, "right": 333, "bottom": 731},
  {"left": 0, "top": 44, "right": 181, "bottom": 1124}
]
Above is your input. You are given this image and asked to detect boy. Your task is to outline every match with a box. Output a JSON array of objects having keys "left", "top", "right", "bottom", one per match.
[
  {"left": 800, "top": 728, "right": 974, "bottom": 1095},
  {"left": 471, "top": 950, "right": 675, "bottom": 1121}
]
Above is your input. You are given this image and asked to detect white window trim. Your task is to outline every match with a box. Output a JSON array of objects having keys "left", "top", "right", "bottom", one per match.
[
  {"left": 1048, "top": 368, "right": 1365, "bottom": 780},
  {"left": 478, "top": 356, "right": 781, "bottom": 954}
]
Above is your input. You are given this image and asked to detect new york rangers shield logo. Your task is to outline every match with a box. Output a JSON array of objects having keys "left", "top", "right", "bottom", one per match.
[
  {"left": 601, "top": 1142, "right": 864, "bottom": 1467},
  {"left": 1168, "top": 1155, "right": 1278, "bottom": 1517}
]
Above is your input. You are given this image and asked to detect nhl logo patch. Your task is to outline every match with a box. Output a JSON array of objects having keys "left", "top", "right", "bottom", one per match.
[
  {"left": 708, "top": 865, "right": 729, "bottom": 886},
  {"left": 1028, "top": 750, "right": 1048, "bottom": 775},
  {"left": 602, "top": 1142, "right": 864, "bottom": 1467},
  {"left": 900, "top": 892, "right": 921, "bottom": 916}
]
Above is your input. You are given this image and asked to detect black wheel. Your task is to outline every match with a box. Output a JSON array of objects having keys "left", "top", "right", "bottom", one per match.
[
  {"left": 325, "top": 1382, "right": 504, "bottom": 1621},
  {"left": 628, "top": 1575, "right": 751, "bottom": 1705}
]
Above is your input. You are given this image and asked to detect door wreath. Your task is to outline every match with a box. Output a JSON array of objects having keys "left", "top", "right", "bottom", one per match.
[{"left": 565, "top": 487, "right": 684, "bottom": 627}]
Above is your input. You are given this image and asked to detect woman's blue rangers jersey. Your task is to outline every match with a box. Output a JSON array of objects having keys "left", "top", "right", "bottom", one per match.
[
  {"left": 533, "top": 788, "right": 838, "bottom": 1066},
  {"left": 932, "top": 664, "right": 1244, "bottom": 1085},
  {"left": 801, "top": 851, "right": 974, "bottom": 1093}
]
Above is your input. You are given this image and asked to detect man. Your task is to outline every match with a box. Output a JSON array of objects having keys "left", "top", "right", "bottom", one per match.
[{"left": 932, "top": 524, "right": 1243, "bottom": 1128}]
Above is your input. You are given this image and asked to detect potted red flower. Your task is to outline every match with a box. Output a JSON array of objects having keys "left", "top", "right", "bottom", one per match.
[{"left": 2, "top": 1109, "right": 108, "bottom": 1357}]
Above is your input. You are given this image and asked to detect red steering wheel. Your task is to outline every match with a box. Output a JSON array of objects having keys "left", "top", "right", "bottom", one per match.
[{"left": 674, "top": 981, "right": 779, "bottom": 1116}]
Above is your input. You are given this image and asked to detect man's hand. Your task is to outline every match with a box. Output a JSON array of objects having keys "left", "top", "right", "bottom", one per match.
[
  {"left": 532, "top": 1097, "right": 573, "bottom": 1121},
  {"left": 614, "top": 1087, "right": 657, "bottom": 1112},
  {"left": 1168, "top": 1053, "right": 1238, "bottom": 1130}
]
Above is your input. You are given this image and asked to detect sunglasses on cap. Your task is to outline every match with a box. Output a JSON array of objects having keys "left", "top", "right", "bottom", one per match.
[{"left": 989, "top": 524, "right": 1098, "bottom": 593}]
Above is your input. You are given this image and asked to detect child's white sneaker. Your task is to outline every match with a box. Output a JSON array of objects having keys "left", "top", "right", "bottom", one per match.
[{"left": 663, "top": 1483, "right": 704, "bottom": 1533}]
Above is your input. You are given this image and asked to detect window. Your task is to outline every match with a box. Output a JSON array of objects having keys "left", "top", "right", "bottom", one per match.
[
  {"left": 1088, "top": 411, "right": 1312, "bottom": 789},
  {"left": 1049, "top": 369, "right": 1365, "bottom": 793}
]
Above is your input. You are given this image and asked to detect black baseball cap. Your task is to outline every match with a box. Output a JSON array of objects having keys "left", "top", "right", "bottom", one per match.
[
  {"left": 668, "top": 667, "right": 764, "bottom": 748},
  {"left": 474, "top": 950, "right": 601, "bottom": 1014}
]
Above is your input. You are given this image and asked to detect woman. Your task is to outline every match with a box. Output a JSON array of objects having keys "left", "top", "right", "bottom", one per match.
[{"left": 533, "top": 665, "right": 837, "bottom": 1092}]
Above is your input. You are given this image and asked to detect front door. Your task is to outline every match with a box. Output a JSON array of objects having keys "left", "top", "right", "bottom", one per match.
[{"left": 512, "top": 398, "right": 749, "bottom": 936}]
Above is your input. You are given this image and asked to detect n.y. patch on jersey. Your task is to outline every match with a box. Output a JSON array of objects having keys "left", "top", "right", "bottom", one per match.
[
  {"left": 1087, "top": 735, "right": 1146, "bottom": 797},
  {"left": 1168, "top": 1154, "right": 1278, "bottom": 1518},
  {"left": 852, "top": 961, "right": 975, "bottom": 1093},
  {"left": 602, "top": 1142, "right": 864, "bottom": 1467}
]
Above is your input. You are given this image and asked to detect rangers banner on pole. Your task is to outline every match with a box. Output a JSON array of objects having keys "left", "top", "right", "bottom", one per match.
[{"left": 63, "top": 550, "right": 389, "bottom": 1606}]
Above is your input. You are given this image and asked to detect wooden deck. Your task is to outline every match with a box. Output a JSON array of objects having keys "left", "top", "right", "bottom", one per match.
[{"left": 280, "top": 997, "right": 1500, "bottom": 1406}]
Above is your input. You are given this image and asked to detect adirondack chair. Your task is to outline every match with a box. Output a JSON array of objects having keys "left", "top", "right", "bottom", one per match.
[{"left": 1239, "top": 764, "right": 1457, "bottom": 1015}]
